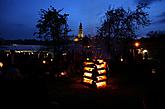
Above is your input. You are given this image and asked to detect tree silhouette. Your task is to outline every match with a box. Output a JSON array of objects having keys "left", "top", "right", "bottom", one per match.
[
  {"left": 98, "top": 3, "right": 150, "bottom": 39},
  {"left": 146, "top": 30, "right": 165, "bottom": 38},
  {"left": 97, "top": 3, "right": 150, "bottom": 62},
  {"left": 35, "top": 6, "right": 70, "bottom": 57}
]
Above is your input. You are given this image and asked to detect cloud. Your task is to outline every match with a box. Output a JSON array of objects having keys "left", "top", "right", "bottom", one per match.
[
  {"left": 154, "top": 18, "right": 165, "bottom": 24},
  {"left": 135, "top": 0, "right": 163, "bottom": 5},
  {"left": 155, "top": 12, "right": 165, "bottom": 23},
  {"left": 156, "top": 18, "right": 165, "bottom": 23},
  {"left": 157, "top": 12, "right": 165, "bottom": 17}
]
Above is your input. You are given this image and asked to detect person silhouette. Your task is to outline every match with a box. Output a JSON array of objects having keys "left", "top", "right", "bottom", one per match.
[
  {"left": 92, "top": 65, "right": 98, "bottom": 88},
  {"left": 144, "top": 52, "right": 148, "bottom": 61}
]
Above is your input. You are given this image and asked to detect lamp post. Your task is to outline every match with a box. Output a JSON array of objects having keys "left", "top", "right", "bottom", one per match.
[
  {"left": 133, "top": 41, "right": 140, "bottom": 61},
  {"left": 134, "top": 42, "right": 140, "bottom": 48}
]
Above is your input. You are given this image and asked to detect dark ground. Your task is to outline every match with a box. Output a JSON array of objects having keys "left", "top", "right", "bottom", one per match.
[
  {"left": 0, "top": 62, "right": 162, "bottom": 109},
  {"left": 46, "top": 62, "right": 161, "bottom": 109},
  {"left": 47, "top": 73, "right": 161, "bottom": 109}
]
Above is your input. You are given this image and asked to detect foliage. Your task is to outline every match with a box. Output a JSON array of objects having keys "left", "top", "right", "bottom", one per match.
[
  {"left": 96, "top": 3, "right": 151, "bottom": 62},
  {"left": 34, "top": 6, "right": 71, "bottom": 58},
  {"left": 146, "top": 30, "right": 165, "bottom": 38},
  {"left": 35, "top": 6, "right": 70, "bottom": 44},
  {"left": 97, "top": 3, "right": 150, "bottom": 40},
  {"left": 141, "top": 31, "right": 165, "bottom": 63}
]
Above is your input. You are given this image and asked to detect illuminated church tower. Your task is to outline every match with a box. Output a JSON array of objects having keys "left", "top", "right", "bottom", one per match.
[
  {"left": 74, "top": 22, "right": 84, "bottom": 42},
  {"left": 78, "top": 22, "right": 84, "bottom": 39}
]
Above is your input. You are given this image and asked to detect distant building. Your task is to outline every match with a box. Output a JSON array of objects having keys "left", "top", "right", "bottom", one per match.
[
  {"left": 78, "top": 22, "right": 84, "bottom": 39},
  {"left": 74, "top": 22, "right": 84, "bottom": 42}
]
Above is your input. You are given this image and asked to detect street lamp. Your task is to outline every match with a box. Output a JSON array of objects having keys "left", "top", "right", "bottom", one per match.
[
  {"left": 142, "top": 49, "right": 148, "bottom": 54},
  {"left": 133, "top": 41, "right": 140, "bottom": 61},
  {"left": 74, "top": 37, "right": 79, "bottom": 42},
  {"left": 134, "top": 42, "right": 140, "bottom": 48}
]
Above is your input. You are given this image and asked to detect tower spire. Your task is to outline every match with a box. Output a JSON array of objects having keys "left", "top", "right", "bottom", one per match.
[
  {"left": 74, "top": 22, "right": 84, "bottom": 42},
  {"left": 78, "top": 22, "right": 84, "bottom": 39}
]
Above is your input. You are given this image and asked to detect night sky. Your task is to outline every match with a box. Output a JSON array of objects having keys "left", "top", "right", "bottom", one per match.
[{"left": 0, "top": 0, "right": 165, "bottom": 39}]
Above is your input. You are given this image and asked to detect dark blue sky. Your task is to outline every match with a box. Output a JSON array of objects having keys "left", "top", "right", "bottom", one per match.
[{"left": 0, "top": 0, "right": 165, "bottom": 39}]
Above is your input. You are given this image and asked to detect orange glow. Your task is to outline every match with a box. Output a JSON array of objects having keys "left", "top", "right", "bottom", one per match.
[
  {"left": 83, "top": 62, "right": 94, "bottom": 65},
  {"left": 84, "top": 67, "right": 94, "bottom": 71},
  {"left": 83, "top": 59, "right": 108, "bottom": 88},
  {"left": 96, "top": 81, "right": 106, "bottom": 88},
  {"left": 83, "top": 72, "right": 92, "bottom": 77},
  {"left": 97, "top": 69, "right": 106, "bottom": 74},
  {"left": 134, "top": 42, "right": 140, "bottom": 47},
  {"left": 97, "top": 76, "right": 107, "bottom": 81},
  {"left": 74, "top": 38, "right": 79, "bottom": 42},
  {"left": 97, "top": 59, "right": 104, "bottom": 63},
  {"left": 96, "top": 62, "right": 106, "bottom": 69},
  {"left": 83, "top": 78, "right": 93, "bottom": 84}
]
